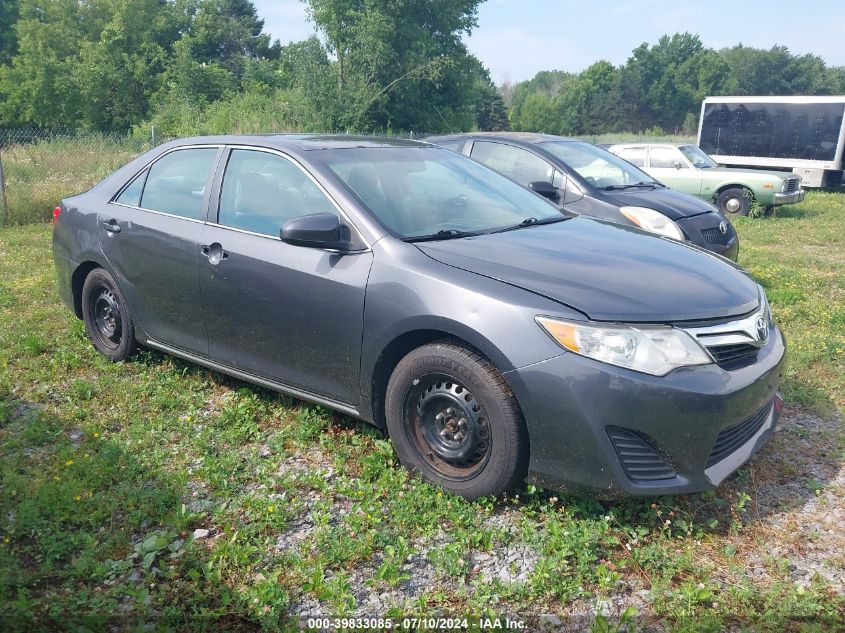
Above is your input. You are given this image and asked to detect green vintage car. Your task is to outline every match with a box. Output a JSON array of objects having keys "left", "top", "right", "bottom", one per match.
[{"left": 605, "top": 143, "right": 805, "bottom": 216}]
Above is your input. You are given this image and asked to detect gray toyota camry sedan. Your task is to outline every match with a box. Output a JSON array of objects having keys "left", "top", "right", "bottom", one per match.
[{"left": 53, "top": 135, "right": 786, "bottom": 500}]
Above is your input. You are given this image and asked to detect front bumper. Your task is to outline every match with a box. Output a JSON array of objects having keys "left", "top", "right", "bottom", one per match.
[
  {"left": 773, "top": 189, "right": 805, "bottom": 205},
  {"left": 677, "top": 212, "right": 739, "bottom": 261},
  {"left": 505, "top": 324, "right": 786, "bottom": 496}
]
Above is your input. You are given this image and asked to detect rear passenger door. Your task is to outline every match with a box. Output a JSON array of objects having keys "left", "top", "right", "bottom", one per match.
[
  {"left": 100, "top": 145, "right": 223, "bottom": 354},
  {"left": 197, "top": 147, "right": 373, "bottom": 406}
]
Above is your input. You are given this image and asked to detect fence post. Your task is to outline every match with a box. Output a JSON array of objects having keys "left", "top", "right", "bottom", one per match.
[
  {"left": 151, "top": 125, "right": 157, "bottom": 147},
  {"left": 0, "top": 150, "right": 8, "bottom": 225}
]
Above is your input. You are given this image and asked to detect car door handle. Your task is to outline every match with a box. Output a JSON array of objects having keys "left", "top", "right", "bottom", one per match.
[
  {"left": 102, "top": 220, "right": 121, "bottom": 233},
  {"left": 201, "top": 243, "right": 228, "bottom": 265}
]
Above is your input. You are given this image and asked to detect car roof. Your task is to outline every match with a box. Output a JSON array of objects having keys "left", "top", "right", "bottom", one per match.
[
  {"left": 161, "top": 134, "right": 430, "bottom": 153},
  {"left": 427, "top": 131, "right": 579, "bottom": 145},
  {"left": 607, "top": 142, "right": 690, "bottom": 149}
]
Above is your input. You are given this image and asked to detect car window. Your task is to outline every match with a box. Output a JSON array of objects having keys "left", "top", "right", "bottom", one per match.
[
  {"left": 617, "top": 147, "right": 647, "bottom": 167},
  {"left": 318, "top": 147, "right": 562, "bottom": 240},
  {"left": 218, "top": 149, "right": 338, "bottom": 237},
  {"left": 470, "top": 141, "right": 554, "bottom": 187},
  {"left": 115, "top": 169, "right": 148, "bottom": 207},
  {"left": 679, "top": 145, "right": 718, "bottom": 168},
  {"left": 649, "top": 147, "right": 682, "bottom": 168},
  {"left": 539, "top": 141, "right": 656, "bottom": 188},
  {"left": 140, "top": 148, "right": 219, "bottom": 220},
  {"left": 434, "top": 140, "right": 464, "bottom": 152}
]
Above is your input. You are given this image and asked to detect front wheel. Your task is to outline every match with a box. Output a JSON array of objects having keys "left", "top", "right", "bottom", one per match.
[
  {"left": 385, "top": 342, "right": 529, "bottom": 500},
  {"left": 81, "top": 268, "right": 137, "bottom": 361},
  {"left": 717, "top": 187, "right": 751, "bottom": 216}
]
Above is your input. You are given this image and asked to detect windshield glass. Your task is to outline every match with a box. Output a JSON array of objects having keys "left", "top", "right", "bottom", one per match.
[
  {"left": 679, "top": 145, "right": 718, "bottom": 168},
  {"left": 540, "top": 141, "right": 657, "bottom": 189},
  {"left": 317, "top": 147, "right": 563, "bottom": 240}
]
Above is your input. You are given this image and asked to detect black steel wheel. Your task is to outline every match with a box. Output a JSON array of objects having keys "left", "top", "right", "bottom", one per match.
[
  {"left": 81, "top": 268, "right": 137, "bottom": 361},
  {"left": 406, "top": 376, "right": 492, "bottom": 480},
  {"left": 385, "top": 342, "right": 529, "bottom": 499}
]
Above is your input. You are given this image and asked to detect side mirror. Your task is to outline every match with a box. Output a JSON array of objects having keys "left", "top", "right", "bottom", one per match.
[
  {"left": 673, "top": 160, "right": 683, "bottom": 170},
  {"left": 280, "top": 213, "right": 351, "bottom": 251},
  {"left": 528, "top": 180, "right": 559, "bottom": 201}
]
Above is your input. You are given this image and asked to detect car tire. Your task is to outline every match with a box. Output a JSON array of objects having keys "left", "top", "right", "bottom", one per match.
[
  {"left": 385, "top": 342, "right": 529, "bottom": 500},
  {"left": 717, "top": 187, "right": 751, "bottom": 216},
  {"left": 81, "top": 268, "right": 137, "bottom": 362}
]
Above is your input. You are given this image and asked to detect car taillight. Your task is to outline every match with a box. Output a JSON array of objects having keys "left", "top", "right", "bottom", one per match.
[{"left": 53, "top": 206, "right": 61, "bottom": 224}]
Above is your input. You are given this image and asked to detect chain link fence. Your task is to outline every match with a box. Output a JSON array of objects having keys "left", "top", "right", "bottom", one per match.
[
  {"left": 0, "top": 128, "right": 698, "bottom": 225},
  {"left": 0, "top": 129, "right": 159, "bottom": 225}
]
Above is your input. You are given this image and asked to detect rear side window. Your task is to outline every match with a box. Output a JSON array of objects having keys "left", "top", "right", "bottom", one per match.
[
  {"left": 115, "top": 169, "right": 148, "bottom": 206},
  {"left": 139, "top": 148, "right": 219, "bottom": 220},
  {"left": 617, "top": 147, "right": 647, "bottom": 167},
  {"left": 470, "top": 141, "right": 554, "bottom": 187},
  {"left": 217, "top": 149, "right": 338, "bottom": 237},
  {"left": 434, "top": 140, "right": 464, "bottom": 152}
]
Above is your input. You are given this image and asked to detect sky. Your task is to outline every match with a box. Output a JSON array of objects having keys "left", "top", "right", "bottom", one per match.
[{"left": 252, "top": 0, "right": 845, "bottom": 84}]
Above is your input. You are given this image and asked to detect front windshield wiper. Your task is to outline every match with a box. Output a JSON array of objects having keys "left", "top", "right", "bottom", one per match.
[
  {"left": 600, "top": 181, "right": 663, "bottom": 190},
  {"left": 488, "top": 215, "right": 569, "bottom": 234},
  {"left": 403, "top": 228, "right": 481, "bottom": 243}
]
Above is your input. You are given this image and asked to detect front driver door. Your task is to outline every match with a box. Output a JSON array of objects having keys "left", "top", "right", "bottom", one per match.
[
  {"left": 100, "top": 146, "right": 222, "bottom": 354},
  {"left": 198, "top": 147, "right": 373, "bottom": 407},
  {"left": 647, "top": 146, "right": 702, "bottom": 194}
]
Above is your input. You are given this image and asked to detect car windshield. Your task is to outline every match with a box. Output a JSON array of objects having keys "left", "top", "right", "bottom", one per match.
[
  {"left": 539, "top": 141, "right": 658, "bottom": 189},
  {"left": 679, "top": 145, "right": 719, "bottom": 168},
  {"left": 317, "top": 147, "right": 565, "bottom": 241}
]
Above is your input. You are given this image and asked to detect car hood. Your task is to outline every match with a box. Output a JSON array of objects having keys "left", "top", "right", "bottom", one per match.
[
  {"left": 417, "top": 217, "right": 759, "bottom": 322},
  {"left": 599, "top": 186, "right": 720, "bottom": 221},
  {"left": 705, "top": 167, "right": 792, "bottom": 181}
]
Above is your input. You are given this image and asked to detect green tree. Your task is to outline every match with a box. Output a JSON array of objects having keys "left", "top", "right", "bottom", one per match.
[
  {"left": 0, "top": 0, "right": 20, "bottom": 64},
  {"left": 303, "top": 0, "right": 486, "bottom": 131},
  {"left": 185, "top": 0, "right": 276, "bottom": 78},
  {"left": 474, "top": 80, "right": 509, "bottom": 131}
]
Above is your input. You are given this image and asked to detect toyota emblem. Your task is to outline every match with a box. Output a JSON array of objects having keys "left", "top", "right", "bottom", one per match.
[
  {"left": 719, "top": 221, "right": 728, "bottom": 236},
  {"left": 755, "top": 315, "right": 768, "bottom": 343}
]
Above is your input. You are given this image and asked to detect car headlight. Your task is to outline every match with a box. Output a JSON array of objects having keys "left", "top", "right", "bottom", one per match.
[
  {"left": 619, "top": 206, "right": 685, "bottom": 241},
  {"left": 780, "top": 180, "right": 788, "bottom": 192},
  {"left": 536, "top": 316, "right": 712, "bottom": 376}
]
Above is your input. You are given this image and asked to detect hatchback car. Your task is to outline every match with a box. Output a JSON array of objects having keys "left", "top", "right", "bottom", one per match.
[
  {"left": 53, "top": 135, "right": 785, "bottom": 499},
  {"left": 426, "top": 132, "right": 739, "bottom": 261},
  {"left": 603, "top": 143, "right": 805, "bottom": 216}
]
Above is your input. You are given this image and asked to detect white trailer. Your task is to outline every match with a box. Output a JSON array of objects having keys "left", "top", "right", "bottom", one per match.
[{"left": 697, "top": 95, "right": 845, "bottom": 187}]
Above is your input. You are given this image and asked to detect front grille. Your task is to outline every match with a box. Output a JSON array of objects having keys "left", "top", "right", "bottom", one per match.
[
  {"left": 607, "top": 427, "right": 676, "bottom": 482},
  {"left": 705, "top": 343, "right": 759, "bottom": 370},
  {"left": 701, "top": 226, "right": 731, "bottom": 245},
  {"left": 706, "top": 402, "right": 772, "bottom": 468},
  {"left": 784, "top": 178, "right": 800, "bottom": 193}
]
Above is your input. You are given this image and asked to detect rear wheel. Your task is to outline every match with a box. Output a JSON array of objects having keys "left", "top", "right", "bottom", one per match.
[
  {"left": 385, "top": 342, "right": 529, "bottom": 500},
  {"left": 717, "top": 187, "right": 751, "bottom": 216},
  {"left": 81, "top": 268, "right": 137, "bottom": 361}
]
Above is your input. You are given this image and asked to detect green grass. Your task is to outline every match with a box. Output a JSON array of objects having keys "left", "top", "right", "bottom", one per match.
[
  {"left": 1, "top": 193, "right": 844, "bottom": 631},
  {"left": 0, "top": 135, "right": 151, "bottom": 225}
]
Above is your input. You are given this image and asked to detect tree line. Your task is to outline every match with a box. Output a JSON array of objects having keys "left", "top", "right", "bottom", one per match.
[
  {"left": 0, "top": 0, "right": 506, "bottom": 135},
  {"left": 505, "top": 33, "right": 845, "bottom": 136},
  {"left": 0, "top": 1, "right": 842, "bottom": 137}
]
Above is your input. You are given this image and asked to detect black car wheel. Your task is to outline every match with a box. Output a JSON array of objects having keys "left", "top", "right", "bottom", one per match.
[
  {"left": 81, "top": 268, "right": 137, "bottom": 361},
  {"left": 717, "top": 187, "right": 751, "bottom": 216},
  {"left": 385, "top": 342, "right": 528, "bottom": 499}
]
